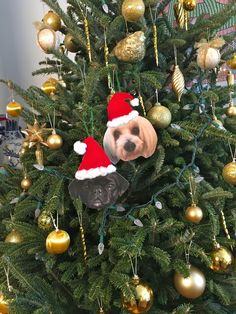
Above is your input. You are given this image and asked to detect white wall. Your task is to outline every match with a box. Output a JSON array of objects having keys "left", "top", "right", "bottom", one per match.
[{"left": 0, "top": 0, "right": 67, "bottom": 113}]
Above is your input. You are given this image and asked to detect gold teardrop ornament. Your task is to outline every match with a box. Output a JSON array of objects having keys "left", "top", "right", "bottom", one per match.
[{"left": 172, "top": 65, "right": 185, "bottom": 102}]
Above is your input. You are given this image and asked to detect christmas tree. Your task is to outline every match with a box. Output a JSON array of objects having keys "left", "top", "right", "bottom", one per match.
[{"left": 1, "top": 0, "right": 236, "bottom": 313}]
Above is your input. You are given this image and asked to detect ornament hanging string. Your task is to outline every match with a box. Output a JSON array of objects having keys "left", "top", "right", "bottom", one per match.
[
  {"left": 174, "top": 45, "right": 178, "bottom": 66},
  {"left": 128, "top": 254, "right": 138, "bottom": 277},
  {"left": 3, "top": 265, "right": 13, "bottom": 292},
  {"left": 97, "top": 298, "right": 104, "bottom": 313},
  {"left": 184, "top": 240, "right": 193, "bottom": 265},
  {"left": 228, "top": 142, "right": 236, "bottom": 162},
  {"left": 189, "top": 175, "right": 196, "bottom": 205},
  {"left": 50, "top": 210, "right": 59, "bottom": 231}
]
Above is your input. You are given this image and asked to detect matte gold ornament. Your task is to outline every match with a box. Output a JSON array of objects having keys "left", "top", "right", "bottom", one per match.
[
  {"left": 47, "top": 130, "right": 63, "bottom": 150},
  {"left": 174, "top": 0, "right": 185, "bottom": 29},
  {"left": 147, "top": 103, "right": 172, "bottom": 129},
  {"left": 227, "top": 71, "right": 234, "bottom": 87},
  {"left": 195, "top": 38, "right": 225, "bottom": 70},
  {"left": 21, "top": 176, "right": 32, "bottom": 191},
  {"left": 210, "top": 244, "right": 234, "bottom": 272},
  {"left": 37, "top": 28, "right": 60, "bottom": 53},
  {"left": 185, "top": 203, "right": 203, "bottom": 223},
  {"left": 122, "top": 275, "right": 154, "bottom": 313},
  {"left": 227, "top": 53, "right": 236, "bottom": 70},
  {"left": 226, "top": 102, "right": 236, "bottom": 117},
  {"left": 174, "top": 265, "right": 206, "bottom": 299},
  {"left": 172, "top": 65, "right": 185, "bottom": 102},
  {"left": 5, "top": 229, "right": 23, "bottom": 243},
  {"left": 6, "top": 101, "right": 23, "bottom": 118},
  {"left": 122, "top": 0, "right": 145, "bottom": 22},
  {"left": 63, "top": 33, "right": 80, "bottom": 52},
  {"left": 222, "top": 161, "right": 236, "bottom": 185},
  {"left": 46, "top": 229, "right": 70, "bottom": 254},
  {"left": 41, "top": 78, "right": 58, "bottom": 96},
  {"left": 99, "top": 309, "right": 105, "bottom": 314},
  {"left": 183, "top": 0, "right": 196, "bottom": 11},
  {"left": 0, "top": 293, "right": 9, "bottom": 314},
  {"left": 42, "top": 11, "right": 61, "bottom": 31},
  {"left": 38, "top": 211, "right": 53, "bottom": 230},
  {"left": 113, "top": 31, "right": 146, "bottom": 63}
]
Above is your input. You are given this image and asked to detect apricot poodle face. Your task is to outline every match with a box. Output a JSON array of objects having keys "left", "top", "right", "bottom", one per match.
[{"left": 103, "top": 116, "right": 158, "bottom": 164}]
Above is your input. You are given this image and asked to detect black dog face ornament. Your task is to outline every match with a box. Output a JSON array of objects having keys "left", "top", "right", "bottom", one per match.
[{"left": 68, "top": 137, "right": 129, "bottom": 209}]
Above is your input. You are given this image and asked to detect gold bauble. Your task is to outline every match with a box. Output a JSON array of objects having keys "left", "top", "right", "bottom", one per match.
[
  {"left": 63, "top": 33, "right": 79, "bottom": 52},
  {"left": 5, "top": 229, "right": 23, "bottom": 243},
  {"left": 174, "top": 265, "right": 206, "bottom": 299},
  {"left": 172, "top": 65, "right": 185, "bottom": 102},
  {"left": 46, "top": 229, "right": 70, "bottom": 254},
  {"left": 38, "top": 211, "right": 53, "bottom": 230},
  {"left": 227, "top": 54, "right": 236, "bottom": 70},
  {"left": 147, "top": 104, "right": 172, "bottom": 129},
  {"left": 183, "top": 0, "right": 196, "bottom": 11},
  {"left": 0, "top": 294, "right": 9, "bottom": 314},
  {"left": 41, "top": 78, "right": 58, "bottom": 96},
  {"left": 226, "top": 104, "right": 236, "bottom": 117},
  {"left": 197, "top": 47, "right": 221, "bottom": 70},
  {"left": 37, "top": 28, "right": 60, "bottom": 53},
  {"left": 122, "top": 275, "right": 154, "bottom": 313},
  {"left": 210, "top": 245, "right": 234, "bottom": 272},
  {"left": 113, "top": 31, "right": 146, "bottom": 63},
  {"left": 185, "top": 204, "right": 203, "bottom": 223},
  {"left": 122, "top": 0, "right": 145, "bottom": 22},
  {"left": 47, "top": 131, "right": 63, "bottom": 150},
  {"left": 222, "top": 161, "right": 236, "bottom": 185},
  {"left": 99, "top": 309, "right": 105, "bottom": 314},
  {"left": 42, "top": 11, "right": 61, "bottom": 31},
  {"left": 227, "top": 71, "right": 234, "bottom": 87},
  {"left": 20, "top": 177, "right": 32, "bottom": 191},
  {"left": 6, "top": 101, "right": 23, "bottom": 118}
]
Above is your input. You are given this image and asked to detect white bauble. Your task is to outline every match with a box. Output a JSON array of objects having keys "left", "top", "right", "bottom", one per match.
[{"left": 197, "top": 47, "right": 221, "bottom": 70}]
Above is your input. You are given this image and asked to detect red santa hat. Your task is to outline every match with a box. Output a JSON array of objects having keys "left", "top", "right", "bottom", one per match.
[
  {"left": 107, "top": 92, "right": 139, "bottom": 128},
  {"left": 74, "top": 136, "right": 116, "bottom": 180}
]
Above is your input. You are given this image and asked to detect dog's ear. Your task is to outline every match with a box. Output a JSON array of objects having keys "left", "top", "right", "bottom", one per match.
[
  {"left": 139, "top": 117, "right": 158, "bottom": 158},
  {"left": 68, "top": 179, "right": 83, "bottom": 199},
  {"left": 110, "top": 172, "right": 129, "bottom": 196},
  {"left": 103, "top": 128, "right": 119, "bottom": 164}
]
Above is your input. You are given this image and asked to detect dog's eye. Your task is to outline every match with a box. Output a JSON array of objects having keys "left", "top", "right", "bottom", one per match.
[
  {"left": 131, "top": 127, "right": 139, "bottom": 135},
  {"left": 113, "top": 130, "right": 121, "bottom": 140},
  {"left": 107, "top": 183, "right": 115, "bottom": 190}
]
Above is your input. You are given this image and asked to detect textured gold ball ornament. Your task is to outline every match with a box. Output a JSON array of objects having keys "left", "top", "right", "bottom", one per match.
[
  {"left": 122, "top": 275, "right": 154, "bottom": 313},
  {"left": 185, "top": 203, "right": 203, "bottom": 223},
  {"left": 5, "top": 229, "right": 23, "bottom": 243},
  {"left": 47, "top": 130, "right": 63, "bottom": 150},
  {"left": 122, "top": 0, "right": 145, "bottom": 22},
  {"left": 174, "top": 265, "right": 206, "bottom": 299},
  {"left": 38, "top": 211, "right": 53, "bottom": 230},
  {"left": 21, "top": 176, "right": 32, "bottom": 191},
  {"left": 42, "top": 11, "right": 61, "bottom": 31},
  {"left": 183, "top": 0, "right": 196, "bottom": 11},
  {"left": 227, "top": 54, "right": 236, "bottom": 70},
  {"left": 0, "top": 294, "right": 9, "bottom": 314},
  {"left": 147, "top": 104, "right": 172, "bottom": 129},
  {"left": 113, "top": 31, "right": 146, "bottom": 63},
  {"left": 197, "top": 47, "right": 221, "bottom": 70},
  {"left": 172, "top": 65, "right": 185, "bottom": 102},
  {"left": 41, "top": 78, "right": 58, "bottom": 96},
  {"left": 46, "top": 229, "right": 70, "bottom": 254},
  {"left": 223, "top": 161, "right": 236, "bottom": 185},
  {"left": 226, "top": 103, "right": 236, "bottom": 117},
  {"left": 210, "top": 244, "right": 234, "bottom": 272},
  {"left": 6, "top": 101, "right": 23, "bottom": 118},
  {"left": 37, "top": 28, "right": 60, "bottom": 53},
  {"left": 63, "top": 33, "right": 80, "bottom": 52}
]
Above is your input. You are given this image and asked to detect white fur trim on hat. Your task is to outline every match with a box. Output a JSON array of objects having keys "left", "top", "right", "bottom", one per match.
[
  {"left": 75, "top": 164, "right": 116, "bottom": 180},
  {"left": 74, "top": 141, "right": 87, "bottom": 155},
  {"left": 130, "top": 98, "right": 139, "bottom": 107},
  {"left": 107, "top": 110, "right": 139, "bottom": 128}
]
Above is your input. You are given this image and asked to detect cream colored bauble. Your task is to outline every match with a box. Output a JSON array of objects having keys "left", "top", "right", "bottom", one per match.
[{"left": 197, "top": 47, "right": 221, "bottom": 70}]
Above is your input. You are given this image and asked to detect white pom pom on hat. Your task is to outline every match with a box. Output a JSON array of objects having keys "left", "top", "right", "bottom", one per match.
[{"left": 74, "top": 141, "right": 87, "bottom": 155}]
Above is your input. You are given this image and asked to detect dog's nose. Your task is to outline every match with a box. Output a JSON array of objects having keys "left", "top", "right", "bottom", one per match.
[
  {"left": 124, "top": 141, "right": 136, "bottom": 152},
  {"left": 94, "top": 187, "right": 102, "bottom": 196}
]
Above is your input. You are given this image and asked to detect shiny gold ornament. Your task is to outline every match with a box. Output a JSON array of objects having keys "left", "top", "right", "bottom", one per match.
[
  {"left": 174, "top": 265, "right": 206, "bottom": 299},
  {"left": 38, "top": 211, "right": 53, "bottom": 230},
  {"left": 42, "top": 11, "right": 61, "bottom": 31},
  {"left": 222, "top": 161, "right": 236, "bottom": 185},
  {"left": 47, "top": 130, "right": 63, "bottom": 150},
  {"left": 6, "top": 101, "right": 23, "bottom": 118},
  {"left": 5, "top": 229, "right": 23, "bottom": 243},
  {"left": 113, "top": 31, "right": 146, "bottom": 63},
  {"left": 210, "top": 244, "right": 234, "bottom": 272},
  {"left": 183, "top": 0, "right": 196, "bottom": 11},
  {"left": 41, "top": 78, "right": 58, "bottom": 96},
  {"left": 172, "top": 65, "right": 185, "bottom": 102},
  {"left": 226, "top": 102, "right": 236, "bottom": 117},
  {"left": 212, "top": 115, "right": 223, "bottom": 128},
  {"left": 37, "top": 28, "right": 60, "bottom": 53},
  {"left": 122, "top": 275, "right": 154, "bottom": 313},
  {"left": 185, "top": 203, "right": 203, "bottom": 223},
  {"left": 46, "top": 229, "right": 70, "bottom": 254},
  {"left": 227, "top": 71, "right": 234, "bottom": 87},
  {"left": 147, "top": 104, "right": 172, "bottom": 129},
  {"left": 63, "top": 33, "right": 80, "bottom": 52},
  {"left": 99, "top": 309, "right": 105, "bottom": 314},
  {"left": 174, "top": 0, "right": 185, "bottom": 29},
  {"left": 21, "top": 176, "right": 32, "bottom": 191},
  {"left": 121, "top": 0, "right": 145, "bottom": 22},
  {"left": 227, "top": 53, "right": 236, "bottom": 70},
  {"left": 0, "top": 294, "right": 9, "bottom": 314}
]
